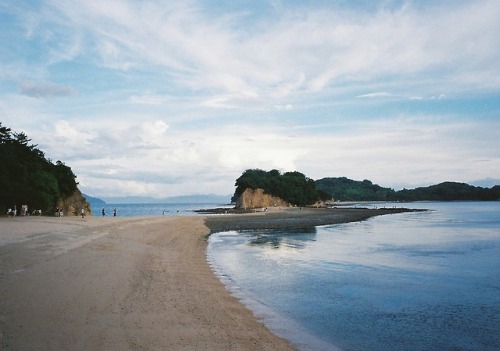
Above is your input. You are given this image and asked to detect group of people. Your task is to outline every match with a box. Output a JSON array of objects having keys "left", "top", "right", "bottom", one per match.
[
  {"left": 6, "top": 206, "right": 117, "bottom": 218},
  {"left": 6, "top": 205, "right": 41, "bottom": 217},
  {"left": 101, "top": 208, "right": 117, "bottom": 217},
  {"left": 55, "top": 207, "right": 64, "bottom": 217}
]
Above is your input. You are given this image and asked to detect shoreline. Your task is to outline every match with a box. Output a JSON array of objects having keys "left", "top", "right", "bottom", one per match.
[
  {"left": 0, "top": 215, "right": 296, "bottom": 350},
  {"left": 0, "top": 208, "right": 419, "bottom": 350},
  {"left": 204, "top": 206, "right": 424, "bottom": 233}
]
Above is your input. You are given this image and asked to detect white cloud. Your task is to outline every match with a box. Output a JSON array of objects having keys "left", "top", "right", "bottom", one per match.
[
  {"left": 54, "top": 120, "right": 91, "bottom": 142},
  {"left": 201, "top": 91, "right": 260, "bottom": 109},
  {"left": 356, "top": 92, "right": 395, "bottom": 99},
  {"left": 26, "top": 0, "right": 498, "bottom": 102},
  {"left": 274, "top": 104, "right": 294, "bottom": 111},
  {"left": 138, "top": 120, "right": 169, "bottom": 145},
  {"left": 296, "top": 117, "right": 500, "bottom": 189}
]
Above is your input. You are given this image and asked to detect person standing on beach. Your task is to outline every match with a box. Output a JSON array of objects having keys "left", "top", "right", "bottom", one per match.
[
  {"left": 113, "top": 208, "right": 116, "bottom": 217},
  {"left": 81, "top": 208, "right": 85, "bottom": 218},
  {"left": 102, "top": 208, "right": 105, "bottom": 216}
]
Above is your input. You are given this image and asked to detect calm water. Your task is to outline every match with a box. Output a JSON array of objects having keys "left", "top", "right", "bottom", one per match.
[
  {"left": 207, "top": 202, "right": 500, "bottom": 351},
  {"left": 90, "top": 202, "right": 231, "bottom": 217}
]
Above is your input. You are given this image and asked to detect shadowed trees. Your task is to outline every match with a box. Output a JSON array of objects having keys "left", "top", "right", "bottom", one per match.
[
  {"left": 0, "top": 123, "right": 78, "bottom": 214},
  {"left": 316, "top": 177, "right": 500, "bottom": 201},
  {"left": 234, "top": 169, "right": 319, "bottom": 207}
]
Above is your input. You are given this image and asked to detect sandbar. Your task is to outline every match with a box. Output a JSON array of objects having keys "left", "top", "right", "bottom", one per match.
[{"left": 0, "top": 207, "right": 416, "bottom": 350}]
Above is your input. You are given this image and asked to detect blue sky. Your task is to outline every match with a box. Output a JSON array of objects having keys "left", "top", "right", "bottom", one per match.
[{"left": 1, "top": 0, "right": 499, "bottom": 198}]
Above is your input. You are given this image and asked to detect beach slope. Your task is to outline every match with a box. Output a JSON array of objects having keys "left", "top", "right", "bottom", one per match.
[{"left": 0, "top": 216, "right": 294, "bottom": 350}]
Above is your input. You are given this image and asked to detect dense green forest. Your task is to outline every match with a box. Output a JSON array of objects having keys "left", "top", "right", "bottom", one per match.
[
  {"left": 315, "top": 177, "right": 393, "bottom": 201},
  {"left": 316, "top": 177, "right": 500, "bottom": 202},
  {"left": 234, "top": 169, "right": 319, "bottom": 206},
  {"left": 0, "top": 123, "right": 78, "bottom": 214}
]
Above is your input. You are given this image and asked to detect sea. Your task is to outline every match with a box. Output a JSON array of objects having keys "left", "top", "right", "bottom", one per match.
[
  {"left": 90, "top": 202, "right": 232, "bottom": 217},
  {"left": 207, "top": 202, "right": 500, "bottom": 351}
]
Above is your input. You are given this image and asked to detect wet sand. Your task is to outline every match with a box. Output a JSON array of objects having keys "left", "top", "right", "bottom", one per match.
[
  {"left": 0, "top": 208, "right": 416, "bottom": 350},
  {"left": 204, "top": 206, "right": 418, "bottom": 233}
]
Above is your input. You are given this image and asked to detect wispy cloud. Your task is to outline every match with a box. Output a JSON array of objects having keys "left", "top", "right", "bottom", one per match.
[
  {"left": 356, "top": 92, "right": 395, "bottom": 99},
  {"left": 24, "top": 0, "right": 500, "bottom": 101},
  {"left": 19, "top": 81, "right": 75, "bottom": 98},
  {"left": 129, "top": 94, "right": 168, "bottom": 105}
]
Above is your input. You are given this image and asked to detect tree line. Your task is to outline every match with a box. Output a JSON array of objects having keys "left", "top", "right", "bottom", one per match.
[
  {"left": 315, "top": 177, "right": 500, "bottom": 202},
  {"left": 0, "top": 123, "right": 78, "bottom": 215}
]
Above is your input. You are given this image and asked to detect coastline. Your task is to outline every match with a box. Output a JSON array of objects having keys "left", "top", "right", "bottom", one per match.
[
  {"left": 204, "top": 206, "right": 423, "bottom": 233},
  {"left": 0, "top": 208, "right": 417, "bottom": 350}
]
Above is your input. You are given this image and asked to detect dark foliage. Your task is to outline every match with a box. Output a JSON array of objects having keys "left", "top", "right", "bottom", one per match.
[
  {"left": 394, "top": 182, "right": 499, "bottom": 201},
  {"left": 315, "top": 177, "right": 394, "bottom": 201},
  {"left": 0, "top": 123, "right": 78, "bottom": 214},
  {"left": 316, "top": 177, "right": 500, "bottom": 202},
  {"left": 234, "top": 169, "right": 319, "bottom": 206}
]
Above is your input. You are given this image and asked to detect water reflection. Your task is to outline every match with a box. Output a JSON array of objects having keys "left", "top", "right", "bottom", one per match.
[
  {"left": 247, "top": 227, "right": 317, "bottom": 249},
  {"left": 208, "top": 202, "right": 500, "bottom": 351}
]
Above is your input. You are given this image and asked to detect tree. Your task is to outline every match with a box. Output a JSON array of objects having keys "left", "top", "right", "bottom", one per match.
[
  {"left": 28, "top": 170, "right": 60, "bottom": 210},
  {"left": 0, "top": 122, "right": 79, "bottom": 214},
  {"left": 233, "top": 168, "right": 319, "bottom": 206},
  {"left": 234, "top": 169, "right": 269, "bottom": 196},
  {"left": 52, "top": 161, "right": 78, "bottom": 197}
]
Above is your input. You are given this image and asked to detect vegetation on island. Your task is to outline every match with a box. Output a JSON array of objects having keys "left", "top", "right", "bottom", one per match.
[
  {"left": 316, "top": 177, "right": 500, "bottom": 202},
  {"left": 315, "top": 177, "right": 393, "bottom": 201},
  {"left": 233, "top": 170, "right": 499, "bottom": 205},
  {"left": 233, "top": 169, "right": 319, "bottom": 207},
  {"left": 0, "top": 123, "right": 79, "bottom": 214}
]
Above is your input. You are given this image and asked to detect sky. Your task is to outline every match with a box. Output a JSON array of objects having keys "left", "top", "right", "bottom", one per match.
[{"left": 1, "top": 0, "right": 499, "bottom": 199}]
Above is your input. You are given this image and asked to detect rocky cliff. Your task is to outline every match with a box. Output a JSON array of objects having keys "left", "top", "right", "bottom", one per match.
[
  {"left": 57, "top": 188, "right": 92, "bottom": 216},
  {"left": 235, "top": 188, "right": 290, "bottom": 209}
]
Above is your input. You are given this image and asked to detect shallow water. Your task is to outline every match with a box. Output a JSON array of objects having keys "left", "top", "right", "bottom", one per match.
[
  {"left": 90, "top": 202, "right": 231, "bottom": 217},
  {"left": 207, "top": 202, "right": 500, "bottom": 351}
]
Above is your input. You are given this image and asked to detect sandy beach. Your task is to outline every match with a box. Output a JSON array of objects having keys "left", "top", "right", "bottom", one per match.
[{"left": 0, "top": 208, "right": 415, "bottom": 350}]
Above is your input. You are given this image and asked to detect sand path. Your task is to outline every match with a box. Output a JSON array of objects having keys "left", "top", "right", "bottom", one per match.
[{"left": 0, "top": 216, "right": 294, "bottom": 350}]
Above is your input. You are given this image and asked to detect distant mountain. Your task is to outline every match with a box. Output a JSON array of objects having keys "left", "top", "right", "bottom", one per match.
[
  {"left": 162, "top": 194, "right": 232, "bottom": 204},
  {"left": 98, "top": 194, "right": 232, "bottom": 204},
  {"left": 83, "top": 193, "right": 106, "bottom": 205},
  {"left": 316, "top": 177, "right": 500, "bottom": 202}
]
